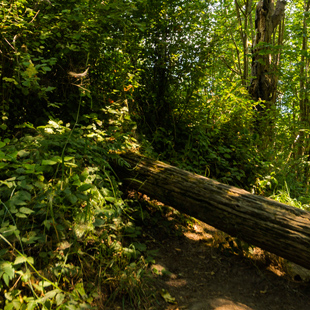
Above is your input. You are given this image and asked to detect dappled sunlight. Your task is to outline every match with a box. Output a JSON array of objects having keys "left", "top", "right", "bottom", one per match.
[
  {"left": 2, "top": 0, "right": 310, "bottom": 309},
  {"left": 147, "top": 214, "right": 309, "bottom": 310},
  {"left": 208, "top": 298, "right": 254, "bottom": 310},
  {"left": 188, "top": 298, "right": 255, "bottom": 310},
  {"left": 184, "top": 222, "right": 215, "bottom": 242}
]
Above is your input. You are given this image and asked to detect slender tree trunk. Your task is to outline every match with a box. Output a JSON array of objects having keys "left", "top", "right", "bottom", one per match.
[
  {"left": 249, "top": 0, "right": 286, "bottom": 134},
  {"left": 235, "top": 0, "right": 254, "bottom": 86},
  {"left": 298, "top": 0, "right": 310, "bottom": 187}
]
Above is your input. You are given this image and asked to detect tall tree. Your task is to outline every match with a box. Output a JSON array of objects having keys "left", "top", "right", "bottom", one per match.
[
  {"left": 298, "top": 0, "right": 310, "bottom": 157},
  {"left": 249, "top": 0, "right": 286, "bottom": 115},
  {"left": 295, "top": 0, "right": 310, "bottom": 185},
  {"left": 130, "top": 0, "right": 213, "bottom": 135},
  {"left": 234, "top": 0, "right": 255, "bottom": 86}
]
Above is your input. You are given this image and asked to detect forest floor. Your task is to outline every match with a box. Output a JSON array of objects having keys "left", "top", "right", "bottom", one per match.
[
  {"left": 109, "top": 195, "right": 310, "bottom": 310},
  {"left": 150, "top": 219, "right": 310, "bottom": 310}
]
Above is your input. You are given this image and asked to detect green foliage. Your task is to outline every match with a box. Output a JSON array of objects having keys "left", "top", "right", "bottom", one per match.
[
  {"left": 0, "top": 111, "right": 150, "bottom": 309},
  {"left": 2, "top": 0, "right": 310, "bottom": 307},
  {"left": 128, "top": 0, "right": 213, "bottom": 133},
  {"left": 147, "top": 82, "right": 261, "bottom": 188},
  {"left": 0, "top": 1, "right": 153, "bottom": 307},
  {"left": 0, "top": 0, "right": 138, "bottom": 132},
  {"left": 271, "top": 182, "right": 310, "bottom": 211}
]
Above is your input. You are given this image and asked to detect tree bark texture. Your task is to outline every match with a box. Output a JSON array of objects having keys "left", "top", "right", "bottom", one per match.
[
  {"left": 113, "top": 152, "right": 310, "bottom": 269},
  {"left": 249, "top": 0, "right": 286, "bottom": 109}
]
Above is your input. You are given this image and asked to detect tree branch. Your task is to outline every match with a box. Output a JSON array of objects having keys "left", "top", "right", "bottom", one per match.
[{"left": 220, "top": 56, "right": 241, "bottom": 76}]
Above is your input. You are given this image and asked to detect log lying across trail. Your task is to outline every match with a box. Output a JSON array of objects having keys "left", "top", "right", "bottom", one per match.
[{"left": 112, "top": 152, "right": 310, "bottom": 269}]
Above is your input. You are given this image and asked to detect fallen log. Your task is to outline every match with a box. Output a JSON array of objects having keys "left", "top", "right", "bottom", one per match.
[{"left": 112, "top": 152, "right": 310, "bottom": 269}]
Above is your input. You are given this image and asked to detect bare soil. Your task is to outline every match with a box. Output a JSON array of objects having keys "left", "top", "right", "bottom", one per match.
[
  {"left": 149, "top": 218, "right": 310, "bottom": 310},
  {"left": 109, "top": 194, "right": 310, "bottom": 310}
]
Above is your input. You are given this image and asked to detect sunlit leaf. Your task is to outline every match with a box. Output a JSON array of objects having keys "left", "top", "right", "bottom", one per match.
[
  {"left": 160, "top": 289, "right": 176, "bottom": 304},
  {"left": 41, "top": 159, "right": 58, "bottom": 165},
  {"left": 19, "top": 207, "right": 34, "bottom": 214},
  {"left": 14, "top": 255, "right": 34, "bottom": 265}
]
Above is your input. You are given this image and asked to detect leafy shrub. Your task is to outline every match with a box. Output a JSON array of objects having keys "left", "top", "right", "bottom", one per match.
[{"left": 0, "top": 115, "right": 149, "bottom": 309}]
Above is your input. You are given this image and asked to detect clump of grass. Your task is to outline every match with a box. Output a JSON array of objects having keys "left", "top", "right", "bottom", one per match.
[{"left": 271, "top": 182, "right": 309, "bottom": 211}]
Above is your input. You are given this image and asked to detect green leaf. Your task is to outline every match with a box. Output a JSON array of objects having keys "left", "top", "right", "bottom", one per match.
[
  {"left": 0, "top": 162, "right": 8, "bottom": 169},
  {"left": 22, "top": 164, "right": 36, "bottom": 173},
  {"left": 133, "top": 242, "right": 147, "bottom": 252},
  {"left": 75, "top": 282, "right": 87, "bottom": 298},
  {"left": 43, "top": 219, "right": 53, "bottom": 230},
  {"left": 9, "top": 190, "right": 31, "bottom": 207},
  {"left": 44, "top": 86, "right": 55, "bottom": 91},
  {"left": 25, "top": 62, "right": 38, "bottom": 78},
  {"left": 0, "top": 225, "right": 20, "bottom": 238},
  {"left": 19, "top": 207, "right": 34, "bottom": 214},
  {"left": 16, "top": 212, "right": 28, "bottom": 218},
  {"left": 50, "top": 156, "right": 62, "bottom": 162},
  {"left": 20, "top": 269, "right": 31, "bottom": 282},
  {"left": 14, "top": 256, "right": 27, "bottom": 265},
  {"left": 42, "top": 66, "right": 52, "bottom": 72},
  {"left": 67, "top": 194, "right": 78, "bottom": 204},
  {"left": 14, "top": 190, "right": 31, "bottom": 201},
  {"left": 0, "top": 178, "right": 15, "bottom": 188},
  {"left": 14, "top": 255, "right": 34, "bottom": 265},
  {"left": 26, "top": 301, "right": 38, "bottom": 310},
  {"left": 77, "top": 184, "right": 92, "bottom": 192},
  {"left": 160, "top": 289, "right": 176, "bottom": 304},
  {"left": 38, "top": 280, "right": 52, "bottom": 288},
  {"left": 41, "top": 159, "right": 58, "bottom": 165},
  {"left": 0, "top": 249, "right": 8, "bottom": 257},
  {"left": 64, "top": 156, "right": 75, "bottom": 161},
  {"left": 17, "top": 150, "right": 30, "bottom": 158},
  {"left": 0, "top": 262, "right": 14, "bottom": 286},
  {"left": 19, "top": 191, "right": 31, "bottom": 201},
  {"left": 32, "top": 283, "right": 44, "bottom": 292},
  {"left": 3, "top": 273, "right": 10, "bottom": 287},
  {"left": 19, "top": 179, "right": 34, "bottom": 191},
  {"left": 64, "top": 162, "right": 78, "bottom": 167},
  {"left": 56, "top": 293, "right": 65, "bottom": 305},
  {"left": 93, "top": 218, "right": 105, "bottom": 227},
  {"left": 2, "top": 77, "right": 18, "bottom": 85}
]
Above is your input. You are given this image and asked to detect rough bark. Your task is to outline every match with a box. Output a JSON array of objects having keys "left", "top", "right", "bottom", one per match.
[
  {"left": 249, "top": 0, "right": 286, "bottom": 111},
  {"left": 113, "top": 152, "right": 310, "bottom": 269}
]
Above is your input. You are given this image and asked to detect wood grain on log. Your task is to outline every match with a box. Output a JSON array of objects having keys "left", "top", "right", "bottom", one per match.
[{"left": 113, "top": 152, "right": 310, "bottom": 269}]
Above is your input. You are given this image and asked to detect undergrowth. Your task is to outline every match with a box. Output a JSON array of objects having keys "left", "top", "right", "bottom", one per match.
[
  {"left": 1, "top": 105, "right": 309, "bottom": 310},
  {"left": 0, "top": 110, "right": 153, "bottom": 309}
]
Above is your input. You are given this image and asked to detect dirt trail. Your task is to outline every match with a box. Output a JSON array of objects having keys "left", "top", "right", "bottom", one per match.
[{"left": 151, "top": 220, "right": 310, "bottom": 310}]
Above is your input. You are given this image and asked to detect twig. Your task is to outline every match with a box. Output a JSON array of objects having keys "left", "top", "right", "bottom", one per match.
[
  {"left": 3, "top": 37, "right": 15, "bottom": 50},
  {"left": 29, "top": 10, "right": 40, "bottom": 24},
  {"left": 68, "top": 66, "right": 90, "bottom": 79}
]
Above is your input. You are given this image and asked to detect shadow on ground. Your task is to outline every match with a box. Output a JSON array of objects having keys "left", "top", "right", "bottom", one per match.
[{"left": 148, "top": 213, "right": 310, "bottom": 310}]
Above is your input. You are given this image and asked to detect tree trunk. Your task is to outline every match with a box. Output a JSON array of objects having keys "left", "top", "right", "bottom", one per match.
[
  {"left": 249, "top": 0, "right": 286, "bottom": 135},
  {"left": 113, "top": 152, "right": 310, "bottom": 269},
  {"left": 234, "top": 0, "right": 254, "bottom": 87},
  {"left": 298, "top": 0, "right": 310, "bottom": 186}
]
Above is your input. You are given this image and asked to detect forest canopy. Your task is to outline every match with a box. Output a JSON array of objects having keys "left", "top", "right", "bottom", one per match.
[{"left": 1, "top": 0, "right": 310, "bottom": 308}]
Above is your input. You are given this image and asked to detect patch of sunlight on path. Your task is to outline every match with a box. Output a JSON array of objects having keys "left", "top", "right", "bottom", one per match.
[{"left": 188, "top": 298, "right": 254, "bottom": 310}]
